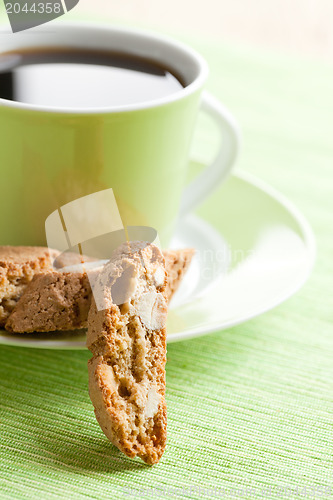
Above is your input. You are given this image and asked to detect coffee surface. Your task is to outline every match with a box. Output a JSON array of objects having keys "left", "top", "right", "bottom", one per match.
[{"left": 0, "top": 48, "right": 184, "bottom": 108}]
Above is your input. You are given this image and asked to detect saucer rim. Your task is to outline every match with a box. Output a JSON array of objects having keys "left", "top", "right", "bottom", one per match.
[
  {"left": 0, "top": 170, "right": 316, "bottom": 349},
  {"left": 167, "top": 168, "right": 316, "bottom": 343}
]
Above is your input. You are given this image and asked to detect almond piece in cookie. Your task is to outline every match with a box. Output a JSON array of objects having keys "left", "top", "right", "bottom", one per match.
[
  {"left": 0, "top": 246, "right": 58, "bottom": 327},
  {"left": 87, "top": 242, "right": 167, "bottom": 464}
]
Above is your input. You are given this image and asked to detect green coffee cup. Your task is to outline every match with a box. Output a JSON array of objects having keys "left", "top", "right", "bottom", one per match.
[{"left": 0, "top": 23, "right": 240, "bottom": 246}]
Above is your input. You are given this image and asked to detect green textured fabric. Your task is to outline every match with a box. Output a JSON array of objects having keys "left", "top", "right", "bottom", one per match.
[{"left": 1, "top": 34, "right": 333, "bottom": 499}]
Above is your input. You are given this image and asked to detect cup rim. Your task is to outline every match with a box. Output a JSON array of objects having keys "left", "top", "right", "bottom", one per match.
[{"left": 0, "top": 21, "right": 209, "bottom": 114}]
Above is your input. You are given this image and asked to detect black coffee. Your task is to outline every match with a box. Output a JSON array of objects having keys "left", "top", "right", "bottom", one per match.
[{"left": 0, "top": 48, "right": 184, "bottom": 108}]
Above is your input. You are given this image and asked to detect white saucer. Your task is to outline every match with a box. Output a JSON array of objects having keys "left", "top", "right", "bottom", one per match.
[{"left": 0, "top": 170, "right": 315, "bottom": 349}]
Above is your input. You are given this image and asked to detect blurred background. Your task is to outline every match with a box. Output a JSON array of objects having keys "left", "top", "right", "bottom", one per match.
[
  {"left": 68, "top": 0, "right": 332, "bottom": 59},
  {"left": 2, "top": 0, "right": 331, "bottom": 58}
]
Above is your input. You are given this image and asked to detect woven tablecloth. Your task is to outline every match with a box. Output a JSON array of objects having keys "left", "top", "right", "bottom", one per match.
[{"left": 0, "top": 28, "right": 332, "bottom": 500}]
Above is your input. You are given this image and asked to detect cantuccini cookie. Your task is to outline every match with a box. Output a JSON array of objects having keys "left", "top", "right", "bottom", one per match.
[
  {"left": 163, "top": 248, "right": 195, "bottom": 301},
  {"left": 5, "top": 270, "right": 93, "bottom": 333},
  {"left": 87, "top": 242, "right": 168, "bottom": 464},
  {"left": 0, "top": 246, "right": 58, "bottom": 327},
  {"left": 5, "top": 248, "right": 194, "bottom": 333}
]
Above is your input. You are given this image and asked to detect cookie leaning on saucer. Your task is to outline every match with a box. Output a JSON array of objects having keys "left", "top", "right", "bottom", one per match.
[
  {"left": 5, "top": 248, "right": 194, "bottom": 333},
  {"left": 0, "top": 246, "right": 59, "bottom": 327},
  {"left": 87, "top": 242, "right": 168, "bottom": 464}
]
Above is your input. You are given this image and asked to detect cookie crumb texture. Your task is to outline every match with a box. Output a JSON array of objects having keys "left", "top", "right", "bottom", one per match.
[
  {"left": 5, "top": 271, "right": 91, "bottom": 333},
  {"left": 87, "top": 242, "right": 167, "bottom": 465},
  {"left": 0, "top": 246, "right": 57, "bottom": 327}
]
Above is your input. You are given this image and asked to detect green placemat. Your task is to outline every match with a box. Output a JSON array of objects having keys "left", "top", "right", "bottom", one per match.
[{"left": 1, "top": 31, "right": 333, "bottom": 500}]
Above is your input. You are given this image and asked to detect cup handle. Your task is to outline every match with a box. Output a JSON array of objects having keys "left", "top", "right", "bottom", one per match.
[{"left": 180, "top": 90, "right": 241, "bottom": 216}]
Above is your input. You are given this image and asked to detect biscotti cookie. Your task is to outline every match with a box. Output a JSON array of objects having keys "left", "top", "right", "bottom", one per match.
[
  {"left": 163, "top": 248, "right": 195, "bottom": 301},
  {"left": 0, "top": 246, "right": 58, "bottom": 327},
  {"left": 6, "top": 249, "right": 194, "bottom": 333},
  {"left": 87, "top": 242, "right": 167, "bottom": 464},
  {"left": 5, "top": 270, "right": 92, "bottom": 333}
]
